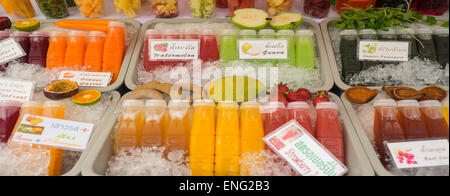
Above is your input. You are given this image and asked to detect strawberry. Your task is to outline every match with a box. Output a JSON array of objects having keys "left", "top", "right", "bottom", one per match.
[
  {"left": 314, "top": 90, "right": 329, "bottom": 98},
  {"left": 313, "top": 91, "right": 330, "bottom": 107},
  {"left": 269, "top": 91, "right": 288, "bottom": 105},
  {"left": 277, "top": 83, "right": 290, "bottom": 94},
  {"left": 285, "top": 91, "right": 307, "bottom": 103},
  {"left": 294, "top": 88, "right": 312, "bottom": 100}
]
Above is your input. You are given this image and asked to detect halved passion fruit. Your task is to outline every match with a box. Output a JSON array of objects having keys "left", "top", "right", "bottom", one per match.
[
  {"left": 392, "top": 87, "right": 425, "bottom": 100},
  {"left": 44, "top": 80, "right": 79, "bottom": 100},
  {"left": 345, "top": 86, "right": 378, "bottom": 104},
  {"left": 419, "top": 86, "right": 447, "bottom": 101},
  {"left": 72, "top": 90, "right": 102, "bottom": 105}
]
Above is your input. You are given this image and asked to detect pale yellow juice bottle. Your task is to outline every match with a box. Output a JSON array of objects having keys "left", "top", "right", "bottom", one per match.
[
  {"left": 141, "top": 100, "right": 167, "bottom": 148},
  {"left": 114, "top": 100, "right": 145, "bottom": 154},
  {"left": 215, "top": 101, "right": 240, "bottom": 176},
  {"left": 165, "top": 100, "right": 191, "bottom": 153},
  {"left": 42, "top": 101, "right": 66, "bottom": 176},
  {"left": 190, "top": 100, "right": 216, "bottom": 176}
]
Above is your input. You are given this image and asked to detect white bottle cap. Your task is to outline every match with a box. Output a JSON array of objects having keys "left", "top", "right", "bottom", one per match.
[
  {"left": 339, "top": 29, "right": 358, "bottom": 36},
  {"left": 287, "top": 101, "right": 310, "bottom": 109},
  {"left": 193, "top": 99, "right": 215, "bottom": 107},
  {"left": 145, "top": 99, "right": 167, "bottom": 107},
  {"left": 419, "top": 100, "right": 442, "bottom": 108},
  {"left": 374, "top": 99, "right": 397, "bottom": 107},
  {"left": 397, "top": 100, "right": 420, "bottom": 107},
  {"left": 315, "top": 102, "right": 338, "bottom": 110},
  {"left": 122, "top": 99, "right": 144, "bottom": 107}
]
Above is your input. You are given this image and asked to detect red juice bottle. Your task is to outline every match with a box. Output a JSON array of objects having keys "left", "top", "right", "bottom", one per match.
[
  {"left": 315, "top": 102, "right": 345, "bottom": 163},
  {"left": 163, "top": 29, "right": 182, "bottom": 67},
  {"left": 200, "top": 29, "right": 219, "bottom": 63},
  {"left": 10, "top": 31, "right": 30, "bottom": 64},
  {"left": 287, "top": 101, "right": 314, "bottom": 136},
  {"left": 144, "top": 29, "right": 163, "bottom": 72},
  {"left": 397, "top": 100, "right": 430, "bottom": 139},
  {"left": 263, "top": 102, "right": 288, "bottom": 135},
  {"left": 28, "top": 32, "right": 49, "bottom": 67},
  {"left": 413, "top": 0, "right": 449, "bottom": 16},
  {"left": 303, "top": 0, "right": 332, "bottom": 18},
  {"left": 419, "top": 100, "right": 449, "bottom": 139},
  {"left": 0, "top": 101, "right": 21, "bottom": 143},
  {"left": 181, "top": 29, "right": 200, "bottom": 65}
]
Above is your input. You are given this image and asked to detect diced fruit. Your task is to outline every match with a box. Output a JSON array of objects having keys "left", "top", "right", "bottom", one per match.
[
  {"left": 0, "top": 17, "right": 12, "bottom": 31},
  {"left": 43, "top": 80, "right": 79, "bottom": 100},
  {"left": 72, "top": 90, "right": 102, "bottom": 105},
  {"left": 269, "top": 12, "right": 302, "bottom": 30},
  {"left": 13, "top": 19, "right": 40, "bottom": 32},
  {"left": 231, "top": 8, "right": 269, "bottom": 30}
]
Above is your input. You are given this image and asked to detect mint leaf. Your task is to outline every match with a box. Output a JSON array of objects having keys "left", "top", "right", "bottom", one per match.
[
  {"left": 441, "top": 21, "right": 449, "bottom": 27},
  {"left": 426, "top": 16, "right": 437, "bottom": 25}
]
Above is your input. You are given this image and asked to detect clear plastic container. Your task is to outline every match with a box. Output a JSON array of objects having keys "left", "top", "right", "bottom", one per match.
[
  {"left": 433, "top": 28, "right": 449, "bottom": 67},
  {"left": 152, "top": 0, "right": 179, "bottom": 18},
  {"left": 339, "top": 30, "right": 360, "bottom": 80},
  {"left": 413, "top": 0, "right": 449, "bottom": 16},
  {"left": 416, "top": 28, "right": 437, "bottom": 61},
  {"left": 266, "top": 0, "right": 292, "bottom": 16},
  {"left": 35, "top": 0, "right": 70, "bottom": 19},
  {"left": 189, "top": 0, "right": 216, "bottom": 18},
  {"left": 296, "top": 30, "right": 316, "bottom": 69},
  {"left": 10, "top": 31, "right": 30, "bottom": 64},
  {"left": 227, "top": 0, "right": 255, "bottom": 15},
  {"left": 358, "top": 29, "right": 378, "bottom": 70},
  {"left": 0, "top": 0, "right": 35, "bottom": 19},
  {"left": 219, "top": 29, "right": 238, "bottom": 63},
  {"left": 336, "top": 0, "right": 376, "bottom": 13},
  {"left": 75, "top": 0, "right": 105, "bottom": 18},
  {"left": 303, "top": 0, "right": 331, "bottom": 18},
  {"left": 0, "top": 101, "right": 21, "bottom": 143},
  {"left": 377, "top": 29, "right": 396, "bottom": 41},
  {"left": 28, "top": 32, "right": 49, "bottom": 67},
  {"left": 396, "top": 28, "right": 419, "bottom": 59}
]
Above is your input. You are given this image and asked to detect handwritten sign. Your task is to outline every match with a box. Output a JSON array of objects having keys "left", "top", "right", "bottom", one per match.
[
  {"left": 386, "top": 139, "right": 449, "bottom": 169},
  {"left": 0, "top": 79, "right": 34, "bottom": 102},
  {"left": 149, "top": 40, "right": 200, "bottom": 60},
  {"left": 0, "top": 38, "right": 26, "bottom": 65},
  {"left": 239, "top": 40, "right": 288, "bottom": 60},
  {"left": 358, "top": 41, "right": 410, "bottom": 62},
  {"left": 59, "top": 71, "right": 112, "bottom": 87},
  {"left": 263, "top": 120, "right": 348, "bottom": 176}
]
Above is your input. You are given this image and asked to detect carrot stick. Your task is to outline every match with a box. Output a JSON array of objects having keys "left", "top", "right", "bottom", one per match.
[{"left": 54, "top": 21, "right": 110, "bottom": 32}]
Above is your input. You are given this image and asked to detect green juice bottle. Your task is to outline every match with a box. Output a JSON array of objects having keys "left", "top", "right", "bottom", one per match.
[
  {"left": 239, "top": 30, "right": 258, "bottom": 64},
  {"left": 295, "top": 30, "right": 316, "bottom": 69},
  {"left": 258, "top": 29, "right": 276, "bottom": 66},
  {"left": 220, "top": 29, "right": 238, "bottom": 63},
  {"left": 276, "top": 30, "right": 296, "bottom": 66}
]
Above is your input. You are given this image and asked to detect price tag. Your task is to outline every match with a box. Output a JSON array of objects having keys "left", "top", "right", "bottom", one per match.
[
  {"left": 0, "top": 79, "right": 34, "bottom": 102},
  {"left": 358, "top": 41, "right": 410, "bottom": 62},
  {"left": 385, "top": 139, "right": 449, "bottom": 169},
  {"left": 238, "top": 40, "right": 288, "bottom": 60},
  {"left": 59, "top": 71, "right": 112, "bottom": 87},
  {"left": 0, "top": 38, "right": 26, "bottom": 65},
  {"left": 263, "top": 120, "right": 348, "bottom": 176},
  {"left": 149, "top": 40, "right": 200, "bottom": 60},
  {"left": 11, "top": 114, "right": 94, "bottom": 151}
]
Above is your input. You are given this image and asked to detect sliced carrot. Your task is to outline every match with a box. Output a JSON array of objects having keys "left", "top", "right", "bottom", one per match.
[
  {"left": 55, "top": 19, "right": 117, "bottom": 26},
  {"left": 54, "top": 21, "right": 109, "bottom": 32}
]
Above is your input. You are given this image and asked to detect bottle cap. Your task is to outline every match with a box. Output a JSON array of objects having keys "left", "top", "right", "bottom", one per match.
[
  {"left": 49, "top": 31, "right": 68, "bottom": 37},
  {"left": 221, "top": 29, "right": 238, "bottom": 36},
  {"left": 396, "top": 28, "right": 415, "bottom": 35},
  {"left": 339, "top": 29, "right": 358, "bottom": 36},
  {"left": 433, "top": 27, "right": 449, "bottom": 35},
  {"left": 108, "top": 21, "right": 125, "bottom": 28},
  {"left": 240, "top": 30, "right": 257, "bottom": 36},
  {"left": 43, "top": 101, "right": 66, "bottom": 108},
  {"left": 163, "top": 29, "right": 180, "bottom": 35},
  {"left": 21, "top": 101, "right": 42, "bottom": 108},
  {"left": 377, "top": 29, "right": 396, "bottom": 35},
  {"left": 287, "top": 101, "right": 310, "bottom": 109},
  {"left": 29, "top": 31, "right": 49, "bottom": 37},
  {"left": 201, "top": 28, "right": 216, "bottom": 35},
  {"left": 122, "top": 99, "right": 144, "bottom": 107},
  {"left": 168, "top": 100, "right": 190, "bottom": 108},
  {"left": 0, "top": 30, "right": 9, "bottom": 37},
  {"left": 259, "top": 29, "right": 275, "bottom": 36},
  {"left": 419, "top": 100, "right": 442, "bottom": 108},
  {"left": 68, "top": 30, "right": 88, "bottom": 37},
  {"left": 416, "top": 28, "right": 433, "bottom": 35},
  {"left": 374, "top": 99, "right": 397, "bottom": 107},
  {"left": 217, "top": 101, "right": 239, "bottom": 108},
  {"left": 241, "top": 101, "right": 261, "bottom": 109},
  {"left": 10, "top": 31, "right": 30, "bottom": 37},
  {"left": 358, "top": 29, "right": 377, "bottom": 35},
  {"left": 315, "top": 102, "right": 338, "bottom": 110},
  {"left": 276, "top": 30, "right": 294, "bottom": 36},
  {"left": 145, "top": 29, "right": 162, "bottom": 36},
  {"left": 145, "top": 99, "right": 167, "bottom": 107},
  {"left": 88, "top": 31, "right": 107, "bottom": 37},
  {"left": 397, "top": 100, "right": 420, "bottom": 107},
  {"left": 0, "top": 100, "right": 22, "bottom": 107},
  {"left": 193, "top": 99, "right": 215, "bottom": 107},
  {"left": 296, "top": 30, "right": 314, "bottom": 36}
]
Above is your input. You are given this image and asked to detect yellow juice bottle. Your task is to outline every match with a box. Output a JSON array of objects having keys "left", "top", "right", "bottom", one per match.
[
  {"left": 141, "top": 100, "right": 167, "bottom": 148},
  {"left": 114, "top": 100, "right": 145, "bottom": 154},
  {"left": 215, "top": 101, "right": 240, "bottom": 176},
  {"left": 42, "top": 101, "right": 66, "bottom": 176},
  {"left": 190, "top": 100, "right": 216, "bottom": 176},
  {"left": 165, "top": 100, "right": 191, "bottom": 153},
  {"left": 443, "top": 102, "right": 449, "bottom": 126}
]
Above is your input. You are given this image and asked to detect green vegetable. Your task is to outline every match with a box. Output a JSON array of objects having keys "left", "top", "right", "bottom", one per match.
[
  {"left": 441, "top": 21, "right": 449, "bottom": 28},
  {"left": 189, "top": 0, "right": 215, "bottom": 18},
  {"left": 35, "top": 0, "right": 69, "bottom": 19},
  {"left": 425, "top": 16, "right": 437, "bottom": 25}
]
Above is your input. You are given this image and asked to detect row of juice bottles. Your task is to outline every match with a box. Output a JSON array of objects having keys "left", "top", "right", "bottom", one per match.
[
  {"left": 113, "top": 99, "right": 344, "bottom": 176},
  {"left": 339, "top": 27, "right": 449, "bottom": 79},
  {"left": 143, "top": 28, "right": 317, "bottom": 72},
  {"left": 373, "top": 99, "right": 449, "bottom": 164},
  {"left": 0, "top": 21, "right": 126, "bottom": 82},
  {"left": 0, "top": 100, "right": 67, "bottom": 176}
]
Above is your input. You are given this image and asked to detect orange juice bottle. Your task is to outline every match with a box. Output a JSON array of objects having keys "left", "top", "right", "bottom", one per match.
[
  {"left": 419, "top": 100, "right": 449, "bottom": 139},
  {"left": 114, "top": 100, "right": 145, "bottom": 154},
  {"left": 190, "top": 100, "right": 216, "bottom": 176},
  {"left": 165, "top": 100, "right": 191, "bottom": 153},
  {"left": 46, "top": 31, "right": 67, "bottom": 70},
  {"left": 102, "top": 22, "right": 125, "bottom": 83},
  {"left": 397, "top": 100, "right": 430, "bottom": 139},
  {"left": 215, "top": 101, "right": 240, "bottom": 176},
  {"left": 84, "top": 31, "right": 106, "bottom": 72},
  {"left": 65, "top": 31, "right": 87, "bottom": 70},
  {"left": 442, "top": 101, "right": 449, "bottom": 126},
  {"left": 42, "top": 101, "right": 66, "bottom": 176},
  {"left": 141, "top": 100, "right": 167, "bottom": 148},
  {"left": 240, "top": 101, "right": 264, "bottom": 154}
]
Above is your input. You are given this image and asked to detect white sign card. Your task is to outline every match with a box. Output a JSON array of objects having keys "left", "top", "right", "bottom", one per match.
[
  {"left": 149, "top": 40, "right": 200, "bottom": 60},
  {"left": 0, "top": 79, "right": 35, "bottom": 102},
  {"left": 58, "top": 71, "right": 112, "bottom": 87},
  {"left": 358, "top": 41, "right": 410, "bottom": 62},
  {"left": 239, "top": 40, "right": 288, "bottom": 60},
  {"left": 263, "top": 120, "right": 348, "bottom": 176},
  {"left": 0, "top": 38, "right": 26, "bottom": 65}
]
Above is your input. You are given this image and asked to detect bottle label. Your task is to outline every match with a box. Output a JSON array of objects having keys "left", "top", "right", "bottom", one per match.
[
  {"left": 149, "top": 40, "right": 200, "bottom": 60},
  {"left": 58, "top": 71, "right": 112, "bottom": 87},
  {"left": 385, "top": 139, "right": 449, "bottom": 169},
  {"left": 0, "top": 79, "right": 34, "bottom": 102},
  {"left": 358, "top": 40, "right": 410, "bottom": 62},
  {"left": 0, "top": 38, "right": 26, "bottom": 65},
  {"left": 263, "top": 120, "right": 348, "bottom": 176},
  {"left": 238, "top": 40, "right": 288, "bottom": 60},
  {"left": 10, "top": 114, "right": 94, "bottom": 151}
]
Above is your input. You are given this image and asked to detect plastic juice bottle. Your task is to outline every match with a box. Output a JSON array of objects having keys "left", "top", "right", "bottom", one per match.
[
  {"left": 397, "top": 100, "right": 430, "bottom": 139},
  {"left": 419, "top": 100, "right": 449, "bottom": 139},
  {"left": 433, "top": 28, "right": 449, "bottom": 68},
  {"left": 296, "top": 30, "right": 316, "bottom": 69},
  {"left": 144, "top": 29, "right": 163, "bottom": 72},
  {"left": 190, "top": 100, "right": 216, "bottom": 176},
  {"left": 263, "top": 102, "right": 288, "bottom": 136},
  {"left": 397, "top": 28, "right": 419, "bottom": 59},
  {"left": 416, "top": 28, "right": 437, "bottom": 61},
  {"left": 358, "top": 29, "right": 378, "bottom": 70},
  {"left": 141, "top": 100, "right": 167, "bottom": 148},
  {"left": 200, "top": 29, "right": 220, "bottom": 63},
  {"left": 113, "top": 100, "right": 145, "bottom": 154},
  {"left": 10, "top": 31, "right": 30, "bottom": 63},
  {"left": 165, "top": 100, "right": 191, "bottom": 153},
  {"left": 42, "top": 101, "right": 66, "bottom": 176},
  {"left": 336, "top": 0, "right": 376, "bottom": 13},
  {"left": 377, "top": 29, "right": 396, "bottom": 65},
  {"left": 219, "top": 29, "right": 238, "bottom": 63},
  {"left": 46, "top": 31, "right": 67, "bottom": 70},
  {"left": 315, "top": 102, "right": 345, "bottom": 163},
  {"left": 64, "top": 31, "right": 87, "bottom": 70},
  {"left": 442, "top": 102, "right": 449, "bottom": 126},
  {"left": 215, "top": 101, "right": 240, "bottom": 176},
  {"left": 413, "top": 0, "right": 449, "bottom": 16},
  {"left": 240, "top": 101, "right": 265, "bottom": 154},
  {"left": 340, "top": 30, "right": 361, "bottom": 80},
  {"left": 162, "top": 29, "right": 182, "bottom": 67},
  {"left": 181, "top": 28, "right": 200, "bottom": 40},
  {"left": 239, "top": 30, "right": 257, "bottom": 63},
  {"left": 258, "top": 29, "right": 277, "bottom": 66},
  {"left": 287, "top": 101, "right": 314, "bottom": 136},
  {"left": 28, "top": 32, "right": 49, "bottom": 67},
  {"left": 303, "top": 0, "right": 331, "bottom": 18},
  {"left": 0, "top": 101, "right": 21, "bottom": 143},
  {"left": 84, "top": 31, "right": 106, "bottom": 72},
  {"left": 102, "top": 22, "right": 125, "bottom": 83},
  {"left": 373, "top": 99, "right": 406, "bottom": 163},
  {"left": 276, "top": 30, "right": 296, "bottom": 66}
]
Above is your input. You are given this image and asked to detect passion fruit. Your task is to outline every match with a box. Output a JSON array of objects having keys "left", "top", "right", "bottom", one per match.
[
  {"left": 43, "top": 80, "right": 79, "bottom": 100},
  {"left": 345, "top": 86, "right": 378, "bottom": 104}
]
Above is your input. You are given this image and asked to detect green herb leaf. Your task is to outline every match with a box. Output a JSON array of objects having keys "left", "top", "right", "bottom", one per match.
[{"left": 426, "top": 16, "right": 437, "bottom": 25}]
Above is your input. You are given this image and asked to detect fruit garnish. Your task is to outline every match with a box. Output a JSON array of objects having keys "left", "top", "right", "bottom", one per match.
[
  {"left": 419, "top": 86, "right": 447, "bottom": 101},
  {"left": 13, "top": 19, "right": 40, "bottom": 32},
  {"left": 345, "top": 86, "right": 378, "bottom": 104},
  {"left": 269, "top": 12, "right": 302, "bottom": 30},
  {"left": 231, "top": 8, "right": 269, "bottom": 30},
  {"left": 392, "top": 87, "right": 425, "bottom": 100},
  {"left": 72, "top": 90, "right": 102, "bottom": 106},
  {"left": 313, "top": 90, "right": 330, "bottom": 107},
  {"left": 294, "top": 88, "right": 312, "bottom": 101}
]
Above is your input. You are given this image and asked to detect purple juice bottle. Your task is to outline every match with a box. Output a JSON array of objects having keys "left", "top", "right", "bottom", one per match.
[
  {"left": 28, "top": 32, "right": 49, "bottom": 67},
  {"left": 0, "top": 101, "right": 21, "bottom": 143},
  {"left": 10, "top": 31, "right": 30, "bottom": 64}
]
